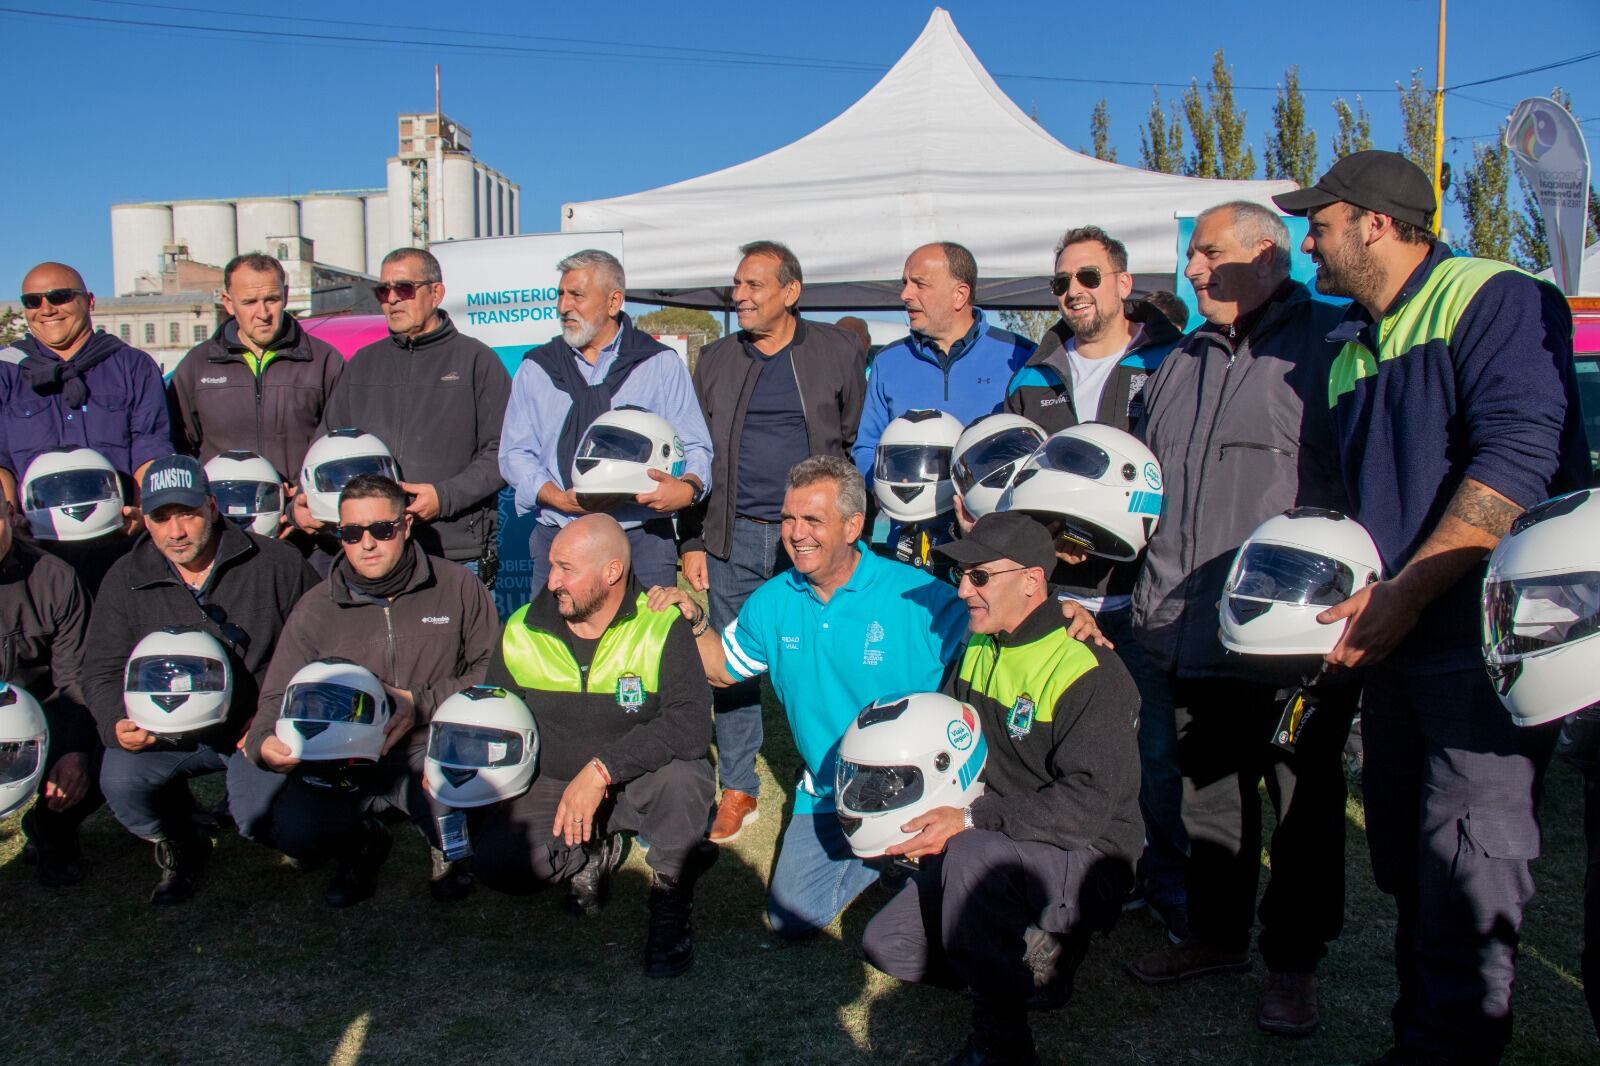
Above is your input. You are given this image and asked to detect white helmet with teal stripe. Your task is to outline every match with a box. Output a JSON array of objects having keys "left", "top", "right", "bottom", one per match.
[
  {"left": 571, "top": 406, "right": 686, "bottom": 507},
  {"left": 998, "top": 423, "right": 1163, "bottom": 561}
]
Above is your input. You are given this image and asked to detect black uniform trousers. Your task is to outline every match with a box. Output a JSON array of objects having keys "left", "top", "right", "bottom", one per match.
[
  {"left": 861, "top": 829, "right": 1130, "bottom": 1005},
  {"left": 24, "top": 704, "right": 104, "bottom": 848},
  {"left": 1173, "top": 675, "right": 1358, "bottom": 973},
  {"left": 1361, "top": 665, "right": 1558, "bottom": 1063},
  {"left": 472, "top": 757, "right": 714, "bottom": 886}
]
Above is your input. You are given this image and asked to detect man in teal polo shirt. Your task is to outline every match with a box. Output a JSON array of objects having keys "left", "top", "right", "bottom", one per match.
[{"left": 650, "top": 454, "right": 1103, "bottom": 936}]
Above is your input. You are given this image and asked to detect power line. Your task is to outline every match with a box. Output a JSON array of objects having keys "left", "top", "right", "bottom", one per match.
[{"left": 1446, "top": 48, "right": 1600, "bottom": 91}]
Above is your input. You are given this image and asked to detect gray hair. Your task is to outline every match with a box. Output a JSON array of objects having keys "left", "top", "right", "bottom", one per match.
[
  {"left": 381, "top": 247, "right": 442, "bottom": 282},
  {"left": 557, "top": 249, "right": 626, "bottom": 295},
  {"left": 938, "top": 241, "right": 978, "bottom": 292},
  {"left": 1199, "top": 201, "right": 1292, "bottom": 277},
  {"left": 786, "top": 455, "right": 867, "bottom": 518},
  {"left": 739, "top": 240, "right": 803, "bottom": 287}
]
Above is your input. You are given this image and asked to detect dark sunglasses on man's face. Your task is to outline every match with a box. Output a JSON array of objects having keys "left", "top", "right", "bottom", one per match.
[
  {"left": 952, "top": 564, "right": 1028, "bottom": 588},
  {"left": 337, "top": 520, "right": 403, "bottom": 545},
  {"left": 372, "top": 280, "right": 433, "bottom": 303},
  {"left": 1048, "top": 268, "right": 1107, "bottom": 297},
  {"left": 20, "top": 288, "right": 85, "bottom": 310}
]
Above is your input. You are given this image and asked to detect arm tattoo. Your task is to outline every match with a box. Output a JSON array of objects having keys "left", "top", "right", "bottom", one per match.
[{"left": 1444, "top": 480, "right": 1523, "bottom": 539}]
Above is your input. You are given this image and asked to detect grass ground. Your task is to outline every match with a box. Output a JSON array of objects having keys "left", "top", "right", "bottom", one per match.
[{"left": 0, "top": 691, "right": 1592, "bottom": 1065}]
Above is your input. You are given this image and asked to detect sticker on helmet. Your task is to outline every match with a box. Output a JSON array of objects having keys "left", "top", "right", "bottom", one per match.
[
  {"left": 1143, "top": 462, "right": 1162, "bottom": 490},
  {"left": 947, "top": 718, "right": 973, "bottom": 751},
  {"left": 616, "top": 674, "right": 645, "bottom": 711},
  {"left": 670, "top": 436, "right": 686, "bottom": 478},
  {"left": 1007, "top": 695, "right": 1035, "bottom": 738}
]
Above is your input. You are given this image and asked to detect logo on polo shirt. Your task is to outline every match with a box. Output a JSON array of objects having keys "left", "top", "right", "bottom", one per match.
[
  {"left": 199, "top": 376, "right": 229, "bottom": 385},
  {"left": 148, "top": 468, "right": 194, "bottom": 493},
  {"left": 440, "top": 371, "right": 461, "bottom": 383},
  {"left": 781, "top": 636, "right": 801, "bottom": 652},
  {"left": 862, "top": 620, "right": 885, "bottom": 666}
]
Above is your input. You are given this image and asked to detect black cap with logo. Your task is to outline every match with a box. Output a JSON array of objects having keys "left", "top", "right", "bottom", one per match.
[{"left": 1271, "top": 149, "right": 1436, "bottom": 230}]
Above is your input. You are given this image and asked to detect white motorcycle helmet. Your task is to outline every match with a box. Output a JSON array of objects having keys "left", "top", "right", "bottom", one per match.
[
  {"left": 275, "top": 659, "right": 391, "bottom": 762},
  {"left": 424, "top": 686, "right": 540, "bottom": 808},
  {"left": 951, "top": 414, "right": 1046, "bottom": 519},
  {"left": 0, "top": 683, "right": 48, "bottom": 820},
  {"left": 1482, "top": 488, "right": 1600, "bottom": 726},
  {"left": 570, "top": 407, "right": 685, "bottom": 508},
  {"left": 20, "top": 447, "right": 123, "bottom": 541},
  {"left": 998, "top": 424, "right": 1163, "bottom": 561},
  {"left": 205, "top": 450, "right": 284, "bottom": 537},
  {"left": 123, "top": 626, "right": 234, "bottom": 735},
  {"left": 300, "top": 430, "right": 400, "bottom": 523},
  {"left": 835, "top": 692, "right": 988, "bottom": 859},
  {"left": 1219, "top": 508, "right": 1383, "bottom": 657},
  {"left": 874, "top": 410, "right": 964, "bottom": 524}
]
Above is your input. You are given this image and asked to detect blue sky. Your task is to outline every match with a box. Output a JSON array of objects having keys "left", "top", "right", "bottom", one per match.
[{"left": 3, "top": 0, "right": 1597, "bottom": 296}]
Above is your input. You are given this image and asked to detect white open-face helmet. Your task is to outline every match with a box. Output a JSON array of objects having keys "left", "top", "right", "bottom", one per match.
[
  {"left": 300, "top": 430, "right": 400, "bottom": 523},
  {"left": 275, "top": 659, "right": 391, "bottom": 762},
  {"left": 874, "top": 410, "right": 964, "bottom": 524},
  {"left": 998, "top": 424, "right": 1162, "bottom": 561},
  {"left": 424, "top": 686, "right": 540, "bottom": 808},
  {"left": 1219, "top": 508, "right": 1383, "bottom": 657},
  {"left": 570, "top": 407, "right": 685, "bottom": 508},
  {"left": 123, "top": 626, "right": 234, "bottom": 735},
  {"left": 1482, "top": 489, "right": 1600, "bottom": 726},
  {"left": 0, "top": 683, "right": 48, "bottom": 820},
  {"left": 835, "top": 692, "right": 988, "bottom": 859},
  {"left": 205, "top": 450, "right": 284, "bottom": 537},
  {"left": 21, "top": 447, "right": 123, "bottom": 542},
  {"left": 951, "top": 414, "right": 1046, "bottom": 519}
]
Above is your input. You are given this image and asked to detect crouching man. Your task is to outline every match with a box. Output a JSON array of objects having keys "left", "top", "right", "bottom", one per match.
[
  {"left": 862, "top": 512, "right": 1143, "bottom": 1066},
  {"left": 476, "top": 514, "right": 716, "bottom": 978}
]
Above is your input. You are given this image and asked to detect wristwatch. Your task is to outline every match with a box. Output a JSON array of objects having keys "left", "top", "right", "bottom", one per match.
[{"left": 961, "top": 806, "right": 974, "bottom": 831}]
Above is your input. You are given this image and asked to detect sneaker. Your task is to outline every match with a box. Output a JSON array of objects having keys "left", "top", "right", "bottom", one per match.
[
  {"left": 1127, "top": 940, "right": 1250, "bottom": 986},
  {"left": 566, "top": 833, "right": 625, "bottom": 918},
  {"left": 150, "top": 832, "right": 212, "bottom": 906},
  {"left": 1257, "top": 971, "right": 1320, "bottom": 1037},
  {"left": 324, "top": 818, "right": 392, "bottom": 908},
  {"left": 428, "top": 848, "right": 474, "bottom": 902},
  {"left": 707, "top": 790, "right": 759, "bottom": 845},
  {"left": 21, "top": 807, "right": 85, "bottom": 888}
]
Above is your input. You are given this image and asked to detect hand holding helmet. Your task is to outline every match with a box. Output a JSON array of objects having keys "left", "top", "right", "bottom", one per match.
[
  {"left": 123, "top": 626, "right": 234, "bottom": 736},
  {"left": 570, "top": 407, "right": 688, "bottom": 512},
  {"left": 424, "top": 686, "right": 539, "bottom": 808},
  {"left": 273, "top": 659, "right": 393, "bottom": 764}
]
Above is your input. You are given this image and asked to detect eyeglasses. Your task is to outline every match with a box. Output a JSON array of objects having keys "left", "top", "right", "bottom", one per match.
[
  {"left": 1048, "top": 268, "right": 1109, "bottom": 296},
  {"left": 372, "top": 280, "right": 435, "bottom": 303},
  {"left": 337, "top": 520, "right": 403, "bottom": 545},
  {"left": 952, "top": 564, "right": 1029, "bottom": 588},
  {"left": 20, "top": 288, "right": 85, "bottom": 310}
]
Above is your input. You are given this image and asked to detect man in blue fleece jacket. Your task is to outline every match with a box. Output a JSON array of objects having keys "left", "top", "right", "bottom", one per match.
[{"left": 1276, "top": 151, "right": 1588, "bottom": 1066}]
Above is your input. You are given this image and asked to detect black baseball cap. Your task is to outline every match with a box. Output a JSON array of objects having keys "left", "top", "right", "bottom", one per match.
[
  {"left": 935, "top": 512, "right": 1056, "bottom": 575},
  {"left": 1271, "top": 150, "right": 1436, "bottom": 229},
  {"left": 140, "top": 454, "right": 210, "bottom": 513}
]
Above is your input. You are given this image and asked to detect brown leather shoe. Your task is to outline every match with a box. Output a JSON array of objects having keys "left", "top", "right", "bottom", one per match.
[
  {"left": 708, "top": 790, "right": 759, "bottom": 844},
  {"left": 1257, "top": 971, "right": 1319, "bottom": 1037},
  {"left": 1126, "top": 940, "right": 1250, "bottom": 986}
]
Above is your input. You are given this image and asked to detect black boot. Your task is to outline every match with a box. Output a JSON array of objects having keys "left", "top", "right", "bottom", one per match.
[
  {"left": 324, "top": 818, "right": 392, "bottom": 909},
  {"left": 945, "top": 1002, "right": 1040, "bottom": 1066},
  {"left": 643, "top": 841, "right": 718, "bottom": 979},
  {"left": 566, "top": 834, "right": 624, "bottom": 918},
  {"left": 21, "top": 806, "right": 85, "bottom": 888},
  {"left": 429, "top": 847, "right": 474, "bottom": 902},
  {"left": 150, "top": 831, "right": 212, "bottom": 906}
]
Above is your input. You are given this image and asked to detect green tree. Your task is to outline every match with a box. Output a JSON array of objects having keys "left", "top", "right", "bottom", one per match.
[
  {"left": 0, "top": 307, "right": 24, "bottom": 344},
  {"left": 1331, "top": 96, "right": 1373, "bottom": 158},
  {"left": 1265, "top": 66, "right": 1318, "bottom": 187},
  {"left": 1181, "top": 50, "right": 1255, "bottom": 179},
  {"left": 1458, "top": 126, "right": 1515, "bottom": 263},
  {"left": 1397, "top": 69, "right": 1435, "bottom": 179},
  {"left": 1182, "top": 80, "right": 1217, "bottom": 178},
  {"left": 997, "top": 309, "right": 1057, "bottom": 343},
  {"left": 1138, "top": 89, "right": 1185, "bottom": 174},
  {"left": 1088, "top": 98, "right": 1116, "bottom": 162},
  {"left": 635, "top": 306, "right": 722, "bottom": 342}
]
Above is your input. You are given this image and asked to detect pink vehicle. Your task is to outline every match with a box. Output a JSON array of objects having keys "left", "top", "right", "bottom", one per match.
[
  {"left": 298, "top": 314, "right": 390, "bottom": 360},
  {"left": 1571, "top": 298, "right": 1600, "bottom": 478}
]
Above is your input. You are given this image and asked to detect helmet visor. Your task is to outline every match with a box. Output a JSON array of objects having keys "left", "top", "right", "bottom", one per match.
[
  {"left": 25, "top": 469, "right": 120, "bottom": 510},
  {"left": 283, "top": 682, "right": 379, "bottom": 724},
  {"left": 1034, "top": 436, "right": 1111, "bottom": 480},
  {"left": 428, "top": 723, "right": 525, "bottom": 768},
  {"left": 577, "top": 425, "right": 656, "bottom": 465},
  {"left": 313, "top": 456, "right": 399, "bottom": 493},
  {"left": 125, "top": 655, "right": 228, "bottom": 694},
  {"left": 836, "top": 759, "right": 925, "bottom": 814},
  {"left": 1228, "top": 544, "right": 1356, "bottom": 608},
  {"left": 953, "top": 430, "right": 1040, "bottom": 494},
  {"left": 1483, "top": 572, "right": 1600, "bottom": 662},
  {"left": 213, "top": 480, "right": 282, "bottom": 517},
  {"left": 875, "top": 444, "right": 950, "bottom": 485},
  {"left": 0, "top": 737, "right": 42, "bottom": 786}
]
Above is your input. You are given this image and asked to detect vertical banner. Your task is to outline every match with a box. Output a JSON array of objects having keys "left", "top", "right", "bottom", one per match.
[
  {"left": 1506, "top": 98, "right": 1592, "bottom": 297},
  {"left": 430, "top": 230, "right": 625, "bottom": 617},
  {"left": 1173, "top": 214, "right": 1335, "bottom": 329}
]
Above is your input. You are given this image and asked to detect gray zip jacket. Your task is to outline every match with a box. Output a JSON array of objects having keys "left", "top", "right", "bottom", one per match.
[{"left": 1131, "top": 282, "right": 1346, "bottom": 679}]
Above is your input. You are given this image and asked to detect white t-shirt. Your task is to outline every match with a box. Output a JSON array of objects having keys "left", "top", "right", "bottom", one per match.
[{"left": 1064, "top": 338, "right": 1132, "bottom": 614}]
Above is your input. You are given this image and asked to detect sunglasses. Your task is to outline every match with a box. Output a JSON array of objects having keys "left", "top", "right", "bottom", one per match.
[
  {"left": 953, "top": 564, "right": 1029, "bottom": 588},
  {"left": 1048, "top": 268, "right": 1110, "bottom": 296},
  {"left": 372, "top": 280, "right": 435, "bottom": 303},
  {"left": 337, "top": 520, "right": 403, "bottom": 545},
  {"left": 20, "top": 288, "right": 85, "bottom": 310}
]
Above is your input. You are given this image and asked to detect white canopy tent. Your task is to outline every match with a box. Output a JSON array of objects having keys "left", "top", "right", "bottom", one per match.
[
  {"left": 1537, "top": 241, "right": 1600, "bottom": 296},
  {"left": 562, "top": 8, "right": 1297, "bottom": 310}
]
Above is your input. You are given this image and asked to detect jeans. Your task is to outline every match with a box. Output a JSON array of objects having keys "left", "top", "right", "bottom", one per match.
[
  {"left": 1099, "top": 607, "right": 1187, "bottom": 908},
  {"left": 707, "top": 517, "right": 789, "bottom": 797},
  {"left": 100, "top": 743, "right": 231, "bottom": 842},
  {"left": 529, "top": 519, "right": 679, "bottom": 592},
  {"left": 766, "top": 811, "right": 883, "bottom": 938}
]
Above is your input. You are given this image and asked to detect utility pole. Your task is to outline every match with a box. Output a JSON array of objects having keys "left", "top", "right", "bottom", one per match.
[{"left": 1432, "top": 0, "right": 1447, "bottom": 234}]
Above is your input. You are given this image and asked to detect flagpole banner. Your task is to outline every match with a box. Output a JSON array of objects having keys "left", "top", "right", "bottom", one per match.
[
  {"left": 1507, "top": 98, "right": 1592, "bottom": 297},
  {"left": 430, "top": 230, "right": 625, "bottom": 618}
]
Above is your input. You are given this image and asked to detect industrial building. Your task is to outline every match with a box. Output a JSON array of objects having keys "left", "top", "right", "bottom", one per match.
[{"left": 109, "top": 110, "right": 519, "bottom": 296}]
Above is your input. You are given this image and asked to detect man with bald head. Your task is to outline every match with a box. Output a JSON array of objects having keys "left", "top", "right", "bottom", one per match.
[
  {"left": 479, "top": 513, "right": 716, "bottom": 978},
  {"left": 2, "top": 262, "right": 173, "bottom": 591}
]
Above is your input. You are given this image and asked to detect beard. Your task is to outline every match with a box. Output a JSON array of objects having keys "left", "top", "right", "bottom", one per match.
[
  {"left": 1066, "top": 300, "right": 1118, "bottom": 342},
  {"left": 1314, "top": 237, "right": 1380, "bottom": 304},
  {"left": 556, "top": 582, "right": 607, "bottom": 622},
  {"left": 560, "top": 313, "right": 603, "bottom": 349}
]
